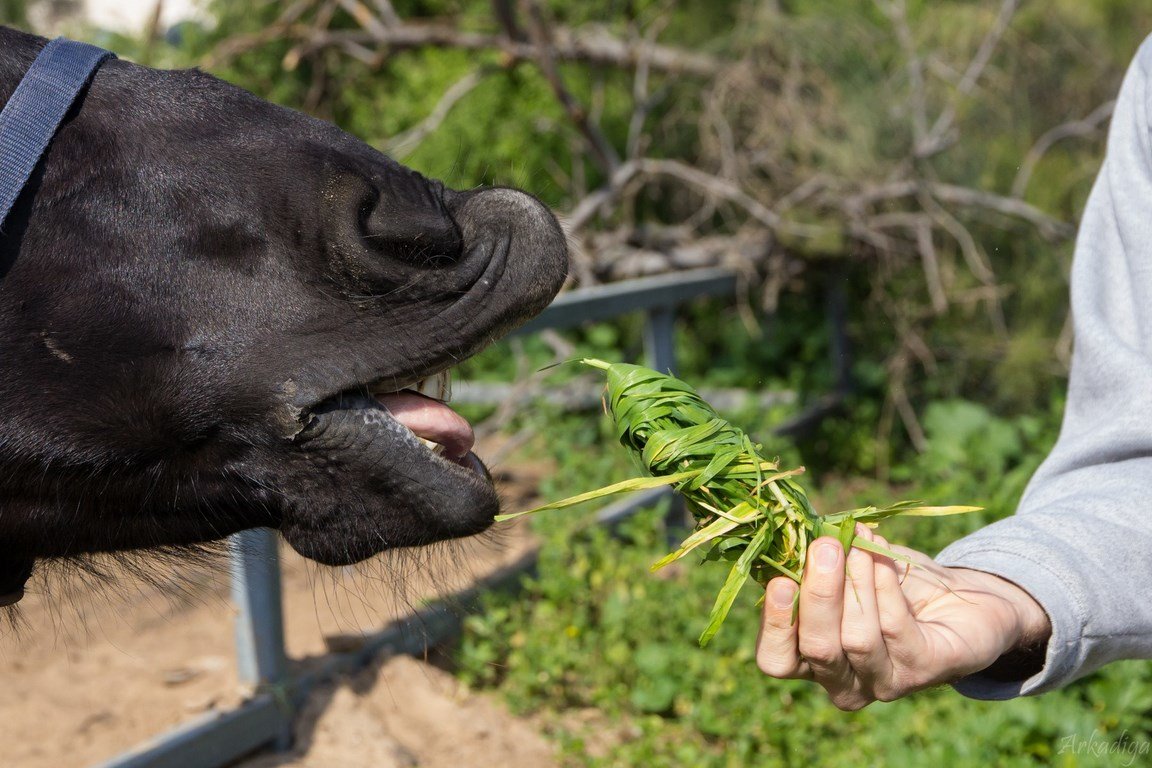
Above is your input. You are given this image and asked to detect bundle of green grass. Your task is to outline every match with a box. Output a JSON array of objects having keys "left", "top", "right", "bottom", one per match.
[{"left": 497, "top": 360, "right": 978, "bottom": 646}]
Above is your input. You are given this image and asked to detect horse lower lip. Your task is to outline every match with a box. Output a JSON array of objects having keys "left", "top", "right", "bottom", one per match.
[
  {"left": 416, "top": 438, "right": 484, "bottom": 477},
  {"left": 455, "top": 451, "right": 486, "bottom": 477}
]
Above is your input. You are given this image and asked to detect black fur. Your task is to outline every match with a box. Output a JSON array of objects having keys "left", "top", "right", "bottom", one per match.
[{"left": 0, "top": 28, "right": 568, "bottom": 600}]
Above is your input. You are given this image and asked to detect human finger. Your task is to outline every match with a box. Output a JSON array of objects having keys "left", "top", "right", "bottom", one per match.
[
  {"left": 868, "top": 534, "right": 927, "bottom": 695},
  {"left": 839, "top": 526, "right": 893, "bottom": 686},
  {"left": 756, "top": 577, "right": 810, "bottom": 679},
  {"left": 796, "top": 537, "right": 853, "bottom": 688}
]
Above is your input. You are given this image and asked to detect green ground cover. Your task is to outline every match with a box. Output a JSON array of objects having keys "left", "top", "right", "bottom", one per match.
[{"left": 454, "top": 335, "right": 1152, "bottom": 766}]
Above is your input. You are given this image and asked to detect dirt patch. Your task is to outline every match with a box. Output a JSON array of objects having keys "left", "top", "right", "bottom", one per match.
[
  {"left": 0, "top": 445, "right": 554, "bottom": 768},
  {"left": 240, "top": 656, "right": 557, "bottom": 768}
]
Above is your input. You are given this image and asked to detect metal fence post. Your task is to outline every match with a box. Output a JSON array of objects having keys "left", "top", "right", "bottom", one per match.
[
  {"left": 644, "top": 305, "right": 677, "bottom": 375},
  {"left": 229, "top": 528, "right": 292, "bottom": 750},
  {"left": 644, "top": 306, "right": 690, "bottom": 537}
]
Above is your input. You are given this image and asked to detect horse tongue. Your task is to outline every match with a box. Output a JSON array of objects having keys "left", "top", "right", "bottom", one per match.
[{"left": 374, "top": 391, "right": 475, "bottom": 459}]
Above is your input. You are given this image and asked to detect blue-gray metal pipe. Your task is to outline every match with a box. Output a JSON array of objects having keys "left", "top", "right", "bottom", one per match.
[
  {"left": 228, "top": 528, "right": 291, "bottom": 749},
  {"left": 644, "top": 305, "right": 677, "bottom": 375},
  {"left": 643, "top": 305, "right": 689, "bottom": 536}
]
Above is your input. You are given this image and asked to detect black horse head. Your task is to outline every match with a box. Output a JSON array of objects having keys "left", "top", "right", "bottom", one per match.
[{"left": 0, "top": 28, "right": 568, "bottom": 603}]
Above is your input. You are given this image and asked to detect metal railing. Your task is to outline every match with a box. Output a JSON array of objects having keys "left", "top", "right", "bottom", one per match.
[{"left": 98, "top": 266, "right": 843, "bottom": 768}]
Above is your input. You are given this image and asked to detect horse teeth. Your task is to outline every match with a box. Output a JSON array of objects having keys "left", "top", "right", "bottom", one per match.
[
  {"left": 417, "top": 436, "right": 446, "bottom": 455},
  {"left": 411, "top": 369, "right": 453, "bottom": 403},
  {"left": 369, "top": 368, "right": 453, "bottom": 402}
]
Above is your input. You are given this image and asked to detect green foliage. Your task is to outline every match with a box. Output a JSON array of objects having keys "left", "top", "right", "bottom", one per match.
[
  {"left": 0, "top": 0, "right": 27, "bottom": 25},
  {"left": 460, "top": 499, "right": 1152, "bottom": 767},
  {"left": 64, "top": 4, "right": 1152, "bottom": 762},
  {"left": 453, "top": 338, "right": 1077, "bottom": 764},
  {"left": 456, "top": 364, "right": 1081, "bottom": 767},
  {"left": 505, "top": 361, "right": 980, "bottom": 645}
]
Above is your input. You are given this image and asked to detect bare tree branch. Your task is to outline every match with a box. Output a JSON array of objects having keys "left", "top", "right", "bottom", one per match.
[
  {"left": 916, "top": 220, "right": 948, "bottom": 314},
  {"left": 916, "top": 0, "right": 1020, "bottom": 158},
  {"left": 383, "top": 69, "right": 491, "bottom": 155},
  {"left": 851, "top": 181, "right": 1074, "bottom": 240},
  {"left": 625, "top": 24, "right": 661, "bottom": 161},
  {"left": 491, "top": 0, "right": 527, "bottom": 42},
  {"left": 876, "top": 0, "right": 929, "bottom": 144},
  {"left": 876, "top": 328, "right": 935, "bottom": 469},
  {"left": 567, "top": 160, "right": 641, "bottom": 231},
  {"left": 520, "top": 0, "right": 621, "bottom": 175},
  {"left": 918, "top": 191, "right": 995, "bottom": 285},
  {"left": 300, "top": 0, "right": 340, "bottom": 113},
  {"left": 370, "top": 0, "right": 401, "bottom": 26},
  {"left": 1012, "top": 99, "right": 1115, "bottom": 198},
  {"left": 213, "top": 20, "right": 724, "bottom": 76},
  {"left": 336, "top": 0, "right": 391, "bottom": 39},
  {"left": 208, "top": 0, "right": 317, "bottom": 67}
]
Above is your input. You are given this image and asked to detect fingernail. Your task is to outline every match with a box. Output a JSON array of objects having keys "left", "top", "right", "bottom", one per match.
[
  {"left": 813, "top": 543, "right": 842, "bottom": 573},
  {"left": 769, "top": 580, "right": 795, "bottom": 609}
]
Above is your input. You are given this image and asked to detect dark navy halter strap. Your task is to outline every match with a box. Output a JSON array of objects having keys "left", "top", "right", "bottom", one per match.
[{"left": 0, "top": 37, "right": 115, "bottom": 230}]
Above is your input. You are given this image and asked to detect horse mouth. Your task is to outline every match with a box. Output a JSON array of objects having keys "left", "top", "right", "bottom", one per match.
[
  {"left": 279, "top": 364, "right": 500, "bottom": 564},
  {"left": 373, "top": 368, "right": 472, "bottom": 460},
  {"left": 370, "top": 370, "right": 486, "bottom": 476},
  {"left": 296, "top": 368, "right": 485, "bottom": 477}
]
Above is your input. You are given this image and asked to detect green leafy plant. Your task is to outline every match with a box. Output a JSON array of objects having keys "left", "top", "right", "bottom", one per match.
[
  {"left": 499, "top": 360, "right": 979, "bottom": 645},
  {"left": 461, "top": 499, "right": 1152, "bottom": 768}
]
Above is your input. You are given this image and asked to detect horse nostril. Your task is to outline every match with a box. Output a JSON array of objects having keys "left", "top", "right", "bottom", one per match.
[{"left": 360, "top": 178, "right": 464, "bottom": 268}]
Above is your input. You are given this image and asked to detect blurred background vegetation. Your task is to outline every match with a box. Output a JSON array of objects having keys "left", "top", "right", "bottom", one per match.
[{"left": 6, "top": 0, "right": 1152, "bottom": 764}]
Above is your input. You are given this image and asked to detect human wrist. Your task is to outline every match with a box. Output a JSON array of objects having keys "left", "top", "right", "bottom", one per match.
[
  {"left": 954, "top": 568, "right": 1052, "bottom": 681},
  {"left": 994, "top": 575, "right": 1051, "bottom": 650}
]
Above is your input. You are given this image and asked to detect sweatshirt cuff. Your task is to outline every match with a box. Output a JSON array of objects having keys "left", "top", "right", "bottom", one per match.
[{"left": 934, "top": 540, "right": 1087, "bottom": 700}]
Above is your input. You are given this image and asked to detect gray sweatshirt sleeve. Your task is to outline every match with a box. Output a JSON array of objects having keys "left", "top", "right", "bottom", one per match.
[{"left": 933, "top": 33, "right": 1152, "bottom": 700}]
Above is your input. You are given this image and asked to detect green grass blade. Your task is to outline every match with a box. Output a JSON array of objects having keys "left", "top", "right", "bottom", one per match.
[
  {"left": 698, "top": 560, "right": 750, "bottom": 648},
  {"left": 494, "top": 469, "right": 700, "bottom": 521},
  {"left": 846, "top": 535, "right": 914, "bottom": 566},
  {"left": 510, "top": 358, "right": 980, "bottom": 648},
  {"left": 823, "top": 503, "right": 983, "bottom": 524},
  {"left": 651, "top": 514, "right": 745, "bottom": 570},
  {"left": 882, "top": 504, "right": 983, "bottom": 516},
  {"left": 698, "top": 522, "right": 772, "bottom": 647}
]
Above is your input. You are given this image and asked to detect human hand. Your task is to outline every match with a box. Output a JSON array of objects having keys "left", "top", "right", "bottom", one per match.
[{"left": 755, "top": 525, "right": 1051, "bottom": 710}]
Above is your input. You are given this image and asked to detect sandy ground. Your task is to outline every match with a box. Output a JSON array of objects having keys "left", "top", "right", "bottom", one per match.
[
  {"left": 239, "top": 656, "right": 557, "bottom": 768},
  {"left": 0, "top": 448, "right": 556, "bottom": 768}
]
